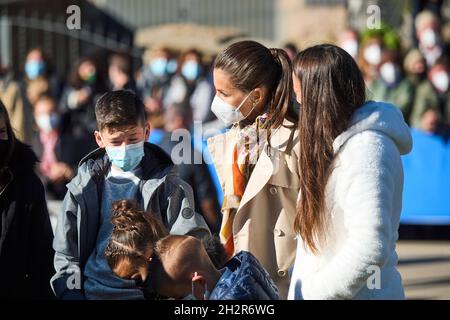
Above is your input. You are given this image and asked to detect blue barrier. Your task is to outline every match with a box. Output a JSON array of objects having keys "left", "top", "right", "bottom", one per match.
[{"left": 401, "top": 128, "right": 450, "bottom": 225}]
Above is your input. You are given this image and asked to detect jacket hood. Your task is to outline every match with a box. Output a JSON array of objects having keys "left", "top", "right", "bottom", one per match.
[{"left": 333, "top": 101, "right": 413, "bottom": 155}]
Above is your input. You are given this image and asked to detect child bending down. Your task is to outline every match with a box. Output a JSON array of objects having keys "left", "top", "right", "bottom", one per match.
[{"left": 105, "top": 200, "right": 279, "bottom": 300}]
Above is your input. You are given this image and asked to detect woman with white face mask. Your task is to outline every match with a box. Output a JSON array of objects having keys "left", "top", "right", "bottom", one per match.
[
  {"left": 370, "top": 51, "right": 415, "bottom": 123},
  {"left": 207, "top": 40, "right": 300, "bottom": 299},
  {"left": 411, "top": 57, "right": 450, "bottom": 132}
]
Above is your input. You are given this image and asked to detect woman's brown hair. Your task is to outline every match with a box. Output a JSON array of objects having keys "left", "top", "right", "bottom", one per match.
[
  {"left": 294, "top": 44, "right": 366, "bottom": 254},
  {"left": 105, "top": 200, "right": 168, "bottom": 273},
  {"left": 0, "top": 100, "right": 16, "bottom": 169},
  {"left": 214, "top": 40, "right": 297, "bottom": 128}
]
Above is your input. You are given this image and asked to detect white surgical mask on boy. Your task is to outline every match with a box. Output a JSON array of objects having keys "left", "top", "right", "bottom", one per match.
[
  {"left": 211, "top": 90, "right": 256, "bottom": 127},
  {"left": 105, "top": 141, "right": 145, "bottom": 172}
]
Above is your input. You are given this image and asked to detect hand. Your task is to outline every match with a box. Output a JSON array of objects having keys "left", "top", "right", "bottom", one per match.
[
  {"left": 420, "top": 109, "right": 439, "bottom": 134},
  {"left": 49, "top": 162, "right": 74, "bottom": 184},
  {"left": 77, "top": 88, "right": 91, "bottom": 105}
]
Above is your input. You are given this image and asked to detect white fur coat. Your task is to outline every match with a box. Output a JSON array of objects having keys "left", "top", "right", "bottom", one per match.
[{"left": 288, "top": 101, "right": 412, "bottom": 300}]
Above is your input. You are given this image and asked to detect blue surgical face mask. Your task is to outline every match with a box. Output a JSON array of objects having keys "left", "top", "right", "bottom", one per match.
[
  {"left": 25, "top": 60, "right": 45, "bottom": 80},
  {"left": 150, "top": 58, "right": 168, "bottom": 77},
  {"left": 105, "top": 141, "right": 145, "bottom": 172},
  {"left": 182, "top": 61, "right": 200, "bottom": 81}
]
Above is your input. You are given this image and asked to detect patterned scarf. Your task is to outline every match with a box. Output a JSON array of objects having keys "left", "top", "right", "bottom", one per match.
[{"left": 220, "top": 113, "right": 271, "bottom": 258}]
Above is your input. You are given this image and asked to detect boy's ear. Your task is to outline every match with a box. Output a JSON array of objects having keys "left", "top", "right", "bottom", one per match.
[
  {"left": 144, "top": 122, "right": 151, "bottom": 141},
  {"left": 94, "top": 130, "right": 105, "bottom": 148}
]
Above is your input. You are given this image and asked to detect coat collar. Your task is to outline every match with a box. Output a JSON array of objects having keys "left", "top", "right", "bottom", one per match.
[{"left": 207, "top": 119, "right": 299, "bottom": 212}]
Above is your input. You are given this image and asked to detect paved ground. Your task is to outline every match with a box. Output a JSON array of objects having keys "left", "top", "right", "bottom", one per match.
[{"left": 397, "top": 241, "right": 450, "bottom": 300}]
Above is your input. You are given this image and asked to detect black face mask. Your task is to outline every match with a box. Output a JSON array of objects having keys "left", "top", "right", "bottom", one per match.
[{"left": 0, "top": 140, "right": 9, "bottom": 160}]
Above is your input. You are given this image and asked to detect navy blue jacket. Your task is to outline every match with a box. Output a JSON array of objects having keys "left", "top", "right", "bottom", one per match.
[{"left": 209, "top": 251, "right": 279, "bottom": 300}]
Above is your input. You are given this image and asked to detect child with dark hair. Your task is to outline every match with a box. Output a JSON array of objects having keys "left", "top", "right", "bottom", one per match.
[
  {"left": 51, "top": 90, "right": 209, "bottom": 300},
  {"left": 105, "top": 200, "right": 278, "bottom": 300}
]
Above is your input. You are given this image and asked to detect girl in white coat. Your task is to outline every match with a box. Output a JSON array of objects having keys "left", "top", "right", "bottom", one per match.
[{"left": 289, "top": 44, "right": 412, "bottom": 300}]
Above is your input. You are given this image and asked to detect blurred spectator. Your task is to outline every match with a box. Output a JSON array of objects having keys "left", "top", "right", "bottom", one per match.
[
  {"left": 371, "top": 50, "right": 415, "bottom": 123},
  {"left": 58, "top": 57, "right": 107, "bottom": 170},
  {"left": 412, "top": 0, "right": 444, "bottom": 46},
  {"left": 359, "top": 25, "right": 401, "bottom": 94},
  {"left": 137, "top": 47, "right": 177, "bottom": 112},
  {"left": 283, "top": 42, "right": 299, "bottom": 61},
  {"left": 108, "top": 52, "right": 138, "bottom": 93},
  {"left": 404, "top": 49, "right": 427, "bottom": 87},
  {"left": 164, "top": 49, "right": 215, "bottom": 123},
  {"left": 0, "top": 63, "right": 29, "bottom": 143},
  {"left": 339, "top": 28, "right": 359, "bottom": 60},
  {"left": 411, "top": 56, "right": 450, "bottom": 133},
  {"left": 415, "top": 10, "right": 448, "bottom": 67},
  {"left": 9, "top": 48, "right": 62, "bottom": 144},
  {"left": 32, "top": 94, "right": 73, "bottom": 200},
  {"left": 359, "top": 35, "right": 384, "bottom": 90},
  {"left": 158, "top": 102, "right": 222, "bottom": 234}
]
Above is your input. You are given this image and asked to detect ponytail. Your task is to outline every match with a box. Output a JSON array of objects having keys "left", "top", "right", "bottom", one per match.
[{"left": 268, "top": 48, "right": 296, "bottom": 128}]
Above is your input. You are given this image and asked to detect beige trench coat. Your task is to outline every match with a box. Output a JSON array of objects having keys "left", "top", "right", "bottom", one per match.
[{"left": 207, "top": 119, "right": 300, "bottom": 299}]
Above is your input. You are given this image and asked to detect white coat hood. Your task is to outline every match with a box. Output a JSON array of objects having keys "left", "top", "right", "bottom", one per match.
[{"left": 333, "top": 101, "right": 413, "bottom": 155}]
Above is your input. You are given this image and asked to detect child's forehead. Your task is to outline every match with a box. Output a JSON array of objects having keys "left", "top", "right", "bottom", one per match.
[{"left": 102, "top": 125, "right": 142, "bottom": 137}]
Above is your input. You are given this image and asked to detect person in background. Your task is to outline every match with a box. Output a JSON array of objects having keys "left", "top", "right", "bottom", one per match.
[
  {"left": 370, "top": 50, "right": 415, "bottom": 123},
  {"left": 0, "top": 100, "right": 55, "bottom": 299},
  {"left": 415, "top": 10, "right": 448, "bottom": 67},
  {"left": 32, "top": 94, "right": 73, "bottom": 200},
  {"left": 58, "top": 57, "right": 108, "bottom": 170},
  {"left": 159, "top": 102, "right": 222, "bottom": 234},
  {"left": 358, "top": 35, "right": 384, "bottom": 90},
  {"left": 108, "top": 52, "right": 138, "bottom": 94},
  {"left": 283, "top": 42, "right": 299, "bottom": 62},
  {"left": 0, "top": 62, "right": 28, "bottom": 144},
  {"left": 339, "top": 28, "right": 359, "bottom": 60},
  {"left": 15, "top": 48, "right": 62, "bottom": 144},
  {"left": 411, "top": 56, "right": 450, "bottom": 133},
  {"left": 404, "top": 49, "right": 427, "bottom": 87},
  {"left": 165, "top": 49, "right": 213, "bottom": 123},
  {"left": 137, "top": 47, "right": 177, "bottom": 112}
]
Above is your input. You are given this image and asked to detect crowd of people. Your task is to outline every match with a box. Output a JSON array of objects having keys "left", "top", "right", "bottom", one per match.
[{"left": 0, "top": 6, "right": 449, "bottom": 300}]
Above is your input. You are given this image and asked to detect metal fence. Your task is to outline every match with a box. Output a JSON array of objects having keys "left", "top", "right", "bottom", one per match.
[
  {"left": 92, "top": 0, "right": 276, "bottom": 40},
  {"left": 0, "top": 0, "right": 138, "bottom": 78}
]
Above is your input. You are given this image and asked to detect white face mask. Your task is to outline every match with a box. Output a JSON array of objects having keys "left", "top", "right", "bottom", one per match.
[
  {"left": 211, "top": 90, "right": 255, "bottom": 127},
  {"left": 380, "top": 62, "right": 398, "bottom": 85},
  {"left": 431, "top": 71, "right": 449, "bottom": 93},
  {"left": 36, "top": 113, "right": 59, "bottom": 133},
  {"left": 421, "top": 29, "right": 438, "bottom": 48},
  {"left": 363, "top": 44, "right": 381, "bottom": 66},
  {"left": 341, "top": 40, "right": 358, "bottom": 58}
]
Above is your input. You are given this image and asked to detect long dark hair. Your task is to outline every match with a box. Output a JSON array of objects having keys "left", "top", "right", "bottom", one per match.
[
  {"left": 214, "top": 40, "right": 296, "bottom": 128},
  {"left": 0, "top": 100, "right": 16, "bottom": 169},
  {"left": 105, "top": 200, "right": 168, "bottom": 273},
  {"left": 294, "top": 44, "right": 366, "bottom": 254}
]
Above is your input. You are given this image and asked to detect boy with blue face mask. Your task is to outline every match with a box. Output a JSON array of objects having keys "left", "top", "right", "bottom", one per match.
[{"left": 51, "top": 90, "right": 210, "bottom": 300}]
